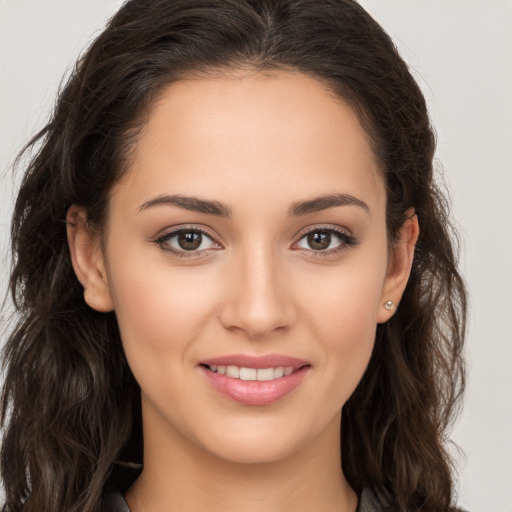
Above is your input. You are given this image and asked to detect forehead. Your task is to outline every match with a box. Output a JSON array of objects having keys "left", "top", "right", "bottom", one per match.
[{"left": 111, "top": 70, "right": 385, "bottom": 216}]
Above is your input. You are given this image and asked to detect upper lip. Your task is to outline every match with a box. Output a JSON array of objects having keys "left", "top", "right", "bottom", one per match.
[{"left": 200, "top": 353, "right": 310, "bottom": 369}]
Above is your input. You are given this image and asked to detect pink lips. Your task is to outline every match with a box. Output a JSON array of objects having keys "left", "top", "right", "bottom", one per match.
[{"left": 199, "top": 353, "right": 310, "bottom": 406}]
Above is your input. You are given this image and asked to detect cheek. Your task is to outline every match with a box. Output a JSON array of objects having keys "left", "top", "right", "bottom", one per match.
[
  {"left": 299, "top": 253, "right": 387, "bottom": 336},
  {"left": 320, "top": 282, "right": 380, "bottom": 366},
  {"left": 314, "top": 305, "right": 378, "bottom": 413},
  {"left": 105, "top": 250, "right": 222, "bottom": 362},
  {"left": 296, "top": 254, "right": 387, "bottom": 400}
]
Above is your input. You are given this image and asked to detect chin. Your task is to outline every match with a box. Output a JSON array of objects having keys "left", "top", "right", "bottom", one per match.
[
  {"left": 193, "top": 415, "right": 324, "bottom": 466},
  {"left": 205, "top": 436, "right": 300, "bottom": 465}
]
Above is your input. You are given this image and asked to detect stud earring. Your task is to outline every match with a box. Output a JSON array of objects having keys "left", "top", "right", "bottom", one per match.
[{"left": 384, "top": 300, "right": 395, "bottom": 311}]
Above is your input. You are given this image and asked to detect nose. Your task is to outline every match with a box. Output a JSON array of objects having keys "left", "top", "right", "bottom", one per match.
[{"left": 219, "top": 246, "right": 296, "bottom": 339}]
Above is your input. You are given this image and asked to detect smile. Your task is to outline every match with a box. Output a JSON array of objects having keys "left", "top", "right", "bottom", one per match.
[
  {"left": 199, "top": 355, "right": 311, "bottom": 405},
  {"left": 206, "top": 365, "right": 296, "bottom": 381}
]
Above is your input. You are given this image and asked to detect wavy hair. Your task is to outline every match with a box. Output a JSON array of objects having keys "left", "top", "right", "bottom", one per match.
[{"left": 1, "top": 1, "right": 466, "bottom": 511}]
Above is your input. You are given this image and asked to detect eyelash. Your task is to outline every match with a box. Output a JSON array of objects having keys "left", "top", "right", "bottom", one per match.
[
  {"left": 293, "top": 225, "right": 358, "bottom": 258},
  {"left": 154, "top": 226, "right": 220, "bottom": 259},
  {"left": 154, "top": 225, "right": 358, "bottom": 259}
]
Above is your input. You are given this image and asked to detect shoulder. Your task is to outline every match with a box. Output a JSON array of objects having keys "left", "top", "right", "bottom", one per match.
[
  {"left": 357, "top": 488, "right": 470, "bottom": 512},
  {"left": 358, "top": 487, "right": 389, "bottom": 512},
  {"left": 101, "top": 490, "right": 132, "bottom": 512},
  {"left": 100, "top": 462, "right": 141, "bottom": 512}
]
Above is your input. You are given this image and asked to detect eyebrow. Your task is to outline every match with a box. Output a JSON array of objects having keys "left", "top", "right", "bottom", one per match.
[
  {"left": 138, "top": 194, "right": 232, "bottom": 217},
  {"left": 138, "top": 192, "right": 369, "bottom": 217},
  {"left": 288, "top": 193, "right": 370, "bottom": 216}
]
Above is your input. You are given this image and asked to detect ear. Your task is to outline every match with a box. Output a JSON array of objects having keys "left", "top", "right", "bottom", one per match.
[
  {"left": 66, "top": 205, "right": 114, "bottom": 312},
  {"left": 377, "top": 209, "right": 419, "bottom": 323}
]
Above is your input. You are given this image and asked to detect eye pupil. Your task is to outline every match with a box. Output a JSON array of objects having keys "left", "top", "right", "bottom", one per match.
[
  {"left": 307, "top": 231, "right": 331, "bottom": 250},
  {"left": 178, "top": 231, "right": 202, "bottom": 250}
]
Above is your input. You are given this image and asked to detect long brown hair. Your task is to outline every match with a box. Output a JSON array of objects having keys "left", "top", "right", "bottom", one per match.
[{"left": 1, "top": 1, "right": 466, "bottom": 511}]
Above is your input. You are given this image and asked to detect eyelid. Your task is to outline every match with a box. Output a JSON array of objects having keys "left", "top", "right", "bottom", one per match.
[
  {"left": 291, "top": 224, "right": 358, "bottom": 255},
  {"left": 154, "top": 224, "right": 223, "bottom": 257},
  {"left": 293, "top": 223, "right": 354, "bottom": 239},
  {"left": 153, "top": 223, "right": 357, "bottom": 259}
]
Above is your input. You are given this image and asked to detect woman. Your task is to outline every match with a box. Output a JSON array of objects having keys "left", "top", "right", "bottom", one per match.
[{"left": 0, "top": 1, "right": 467, "bottom": 511}]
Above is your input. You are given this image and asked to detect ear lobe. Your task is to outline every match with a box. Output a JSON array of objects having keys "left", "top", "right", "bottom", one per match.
[
  {"left": 377, "top": 209, "right": 419, "bottom": 324},
  {"left": 66, "top": 205, "right": 114, "bottom": 312}
]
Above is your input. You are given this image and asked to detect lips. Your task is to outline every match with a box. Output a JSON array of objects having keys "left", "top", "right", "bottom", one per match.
[{"left": 199, "top": 354, "right": 310, "bottom": 405}]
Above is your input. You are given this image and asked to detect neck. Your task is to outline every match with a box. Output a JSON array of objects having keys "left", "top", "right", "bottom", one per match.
[{"left": 126, "top": 404, "right": 357, "bottom": 512}]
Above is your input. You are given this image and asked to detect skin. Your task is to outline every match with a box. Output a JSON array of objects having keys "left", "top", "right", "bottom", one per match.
[{"left": 67, "top": 71, "right": 419, "bottom": 512}]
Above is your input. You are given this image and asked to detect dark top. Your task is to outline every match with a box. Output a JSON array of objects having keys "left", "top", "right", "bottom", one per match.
[{"left": 101, "top": 463, "right": 386, "bottom": 511}]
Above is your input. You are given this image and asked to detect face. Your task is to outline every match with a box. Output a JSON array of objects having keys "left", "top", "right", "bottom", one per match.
[{"left": 69, "top": 71, "right": 416, "bottom": 466}]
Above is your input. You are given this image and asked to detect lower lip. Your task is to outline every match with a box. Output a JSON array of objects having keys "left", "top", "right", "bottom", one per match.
[{"left": 199, "top": 366, "right": 310, "bottom": 405}]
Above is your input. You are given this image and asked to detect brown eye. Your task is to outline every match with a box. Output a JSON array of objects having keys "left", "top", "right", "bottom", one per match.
[
  {"left": 294, "top": 227, "right": 357, "bottom": 254},
  {"left": 156, "top": 228, "right": 221, "bottom": 255},
  {"left": 177, "top": 231, "right": 203, "bottom": 250},
  {"left": 307, "top": 231, "right": 331, "bottom": 250}
]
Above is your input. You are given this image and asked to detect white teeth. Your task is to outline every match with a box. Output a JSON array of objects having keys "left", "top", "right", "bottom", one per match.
[
  {"left": 226, "top": 365, "right": 240, "bottom": 378},
  {"left": 256, "top": 368, "right": 274, "bottom": 381},
  {"left": 240, "top": 367, "right": 257, "bottom": 380},
  {"left": 208, "top": 365, "right": 299, "bottom": 381}
]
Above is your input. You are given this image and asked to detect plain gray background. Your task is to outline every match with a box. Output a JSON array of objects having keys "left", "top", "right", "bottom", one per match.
[{"left": 1, "top": 1, "right": 511, "bottom": 511}]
